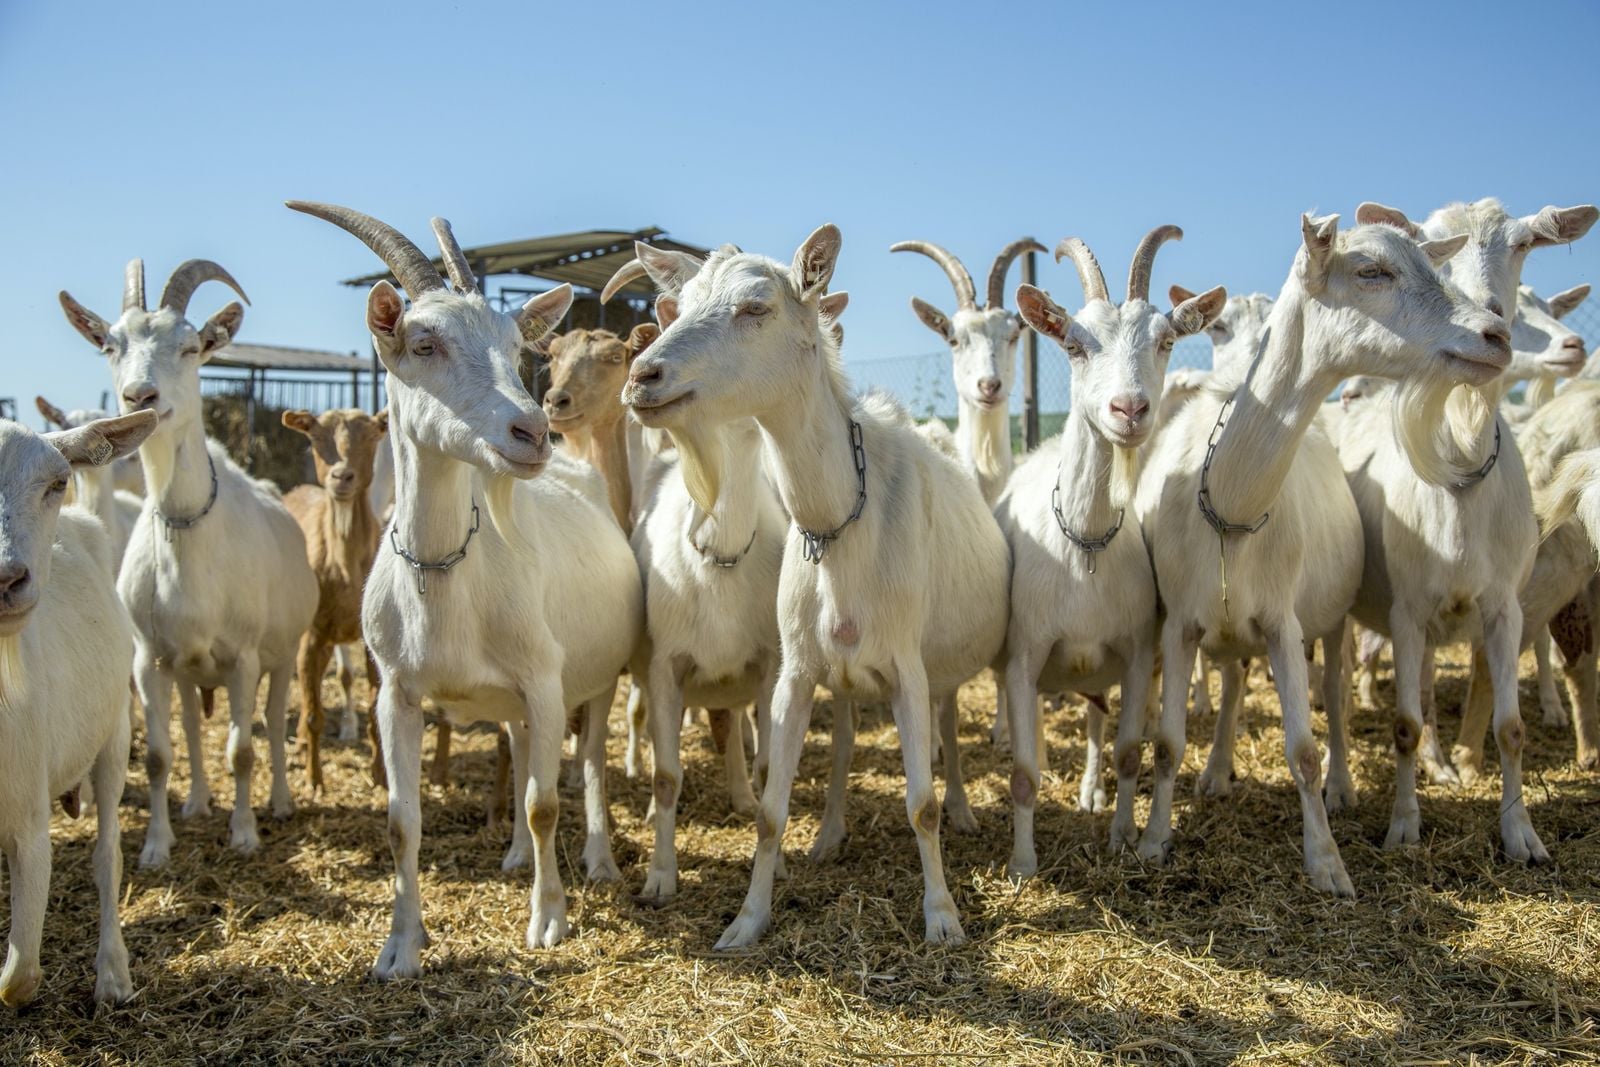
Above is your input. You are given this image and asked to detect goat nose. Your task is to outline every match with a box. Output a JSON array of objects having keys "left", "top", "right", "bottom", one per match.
[
  {"left": 0, "top": 563, "right": 29, "bottom": 599},
  {"left": 1563, "top": 336, "right": 1586, "bottom": 353},
  {"left": 977, "top": 377, "right": 1002, "bottom": 400},
  {"left": 1109, "top": 394, "right": 1150, "bottom": 422},
  {"left": 544, "top": 390, "right": 571, "bottom": 413},
  {"left": 1482, "top": 322, "right": 1512, "bottom": 356},
  {"left": 630, "top": 361, "right": 663, "bottom": 388},
  {"left": 509, "top": 413, "right": 547, "bottom": 449},
  {"left": 122, "top": 384, "right": 159, "bottom": 410}
]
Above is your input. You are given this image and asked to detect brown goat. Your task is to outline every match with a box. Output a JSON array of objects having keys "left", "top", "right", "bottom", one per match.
[{"left": 282, "top": 408, "right": 388, "bottom": 794}]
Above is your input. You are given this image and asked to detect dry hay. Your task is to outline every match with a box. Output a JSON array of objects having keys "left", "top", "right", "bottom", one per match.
[{"left": 2, "top": 649, "right": 1597, "bottom": 1065}]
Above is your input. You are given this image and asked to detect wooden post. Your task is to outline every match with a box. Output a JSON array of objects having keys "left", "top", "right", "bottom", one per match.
[
  {"left": 243, "top": 368, "right": 257, "bottom": 471},
  {"left": 370, "top": 343, "right": 381, "bottom": 413},
  {"left": 1021, "top": 249, "right": 1040, "bottom": 450}
]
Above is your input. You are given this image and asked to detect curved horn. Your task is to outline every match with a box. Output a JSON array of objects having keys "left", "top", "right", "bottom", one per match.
[
  {"left": 1126, "top": 224, "right": 1184, "bottom": 304},
  {"left": 1052, "top": 238, "right": 1110, "bottom": 304},
  {"left": 123, "top": 258, "right": 146, "bottom": 312},
  {"left": 890, "top": 240, "right": 977, "bottom": 309},
  {"left": 430, "top": 217, "right": 478, "bottom": 294},
  {"left": 159, "top": 259, "right": 250, "bottom": 316},
  {"left": 600, "top": 258, "right": 649, "bottom": 304},
  {"left": 985, "top": 238, "right": 1046, "bottom": 308},
  {"left": 285, "top": 200, "right": 445, "bottom": 299}
]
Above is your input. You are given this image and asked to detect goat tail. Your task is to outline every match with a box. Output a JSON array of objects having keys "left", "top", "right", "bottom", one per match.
[{"left": 1536, "top": 447, "right": 1600, "bottom": 551}]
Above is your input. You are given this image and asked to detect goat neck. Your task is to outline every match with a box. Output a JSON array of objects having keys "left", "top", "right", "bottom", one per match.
[
  {"left": 751, "top": 356, "right": 860, "bottom": 539},
  {"left": 1053, "top": 402, "right": 1124, "bottom": 542},
  {"left": 386, "top": 390, "right": 480, "bottom": 565}
]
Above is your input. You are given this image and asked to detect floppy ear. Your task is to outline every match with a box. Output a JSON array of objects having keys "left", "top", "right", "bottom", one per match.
[
  {"left": 281, "top": 409, "right": 316, "bottom": 436},
  {"left": 367, "top": 281, "right": 405, "bottom": 342},
  {"left": 1300, "top": 213, "right": 1339, "bottom": 293},
  {"left": 373, "top": 410, "right": 390, "bottom": 436},
  {"left": 626, "top": 322, "right": 661, "bottom": 361},
  {"left": 1549, "top": 283, "right": 1591, "bottom": 320},
  {"left": 35, "top": 396, "right": 71, "bottom": 428},
  {"left": 518, "top": 284, "right": 573, "bottom": 344},
  {"left": 1420, "top": 234, "right": 1468, "bottom": 268},
  {"left": 655, "top": 295, "right": 680, "bottom": 329},
  {"left": 1169, "top": 285, "right": 1228, "bottom": 336},
  {"left": 59, "top": 291, "right": 113, "bottom": 350},
  {"left": 792, "top": 223, "right": 842, "bottom": 301},
  {"left": 1525, "top": 205, "right": 1600, "bottom": 249},
  {"left": 909, "top": 297, "right": 951, "bottom": 341},
  {"left": 1015, "top": 284, "right": 1072, "bottom": 347},
  {"left": 1355, "top": 202, "right": 1421, "bottom": 238},
  {"left": 197, "top": 302, "right": 244, "bottom": 361},
  {"left": 45, "top": 410, "right": 157, "bottom": 468}
]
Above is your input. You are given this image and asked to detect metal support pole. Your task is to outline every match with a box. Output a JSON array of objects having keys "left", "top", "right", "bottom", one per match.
[
  {"left": 243, "top": 368, "right": 257, "bottom": 471},
  {"left": 351, "top": 369, "right": 360, "bottom": 410},
  {"left": 370, "top": 343, "right": 381, "bottom": 413},
  {"left": 1021, "top": 249, "right": 1040, "bottom": 450}
]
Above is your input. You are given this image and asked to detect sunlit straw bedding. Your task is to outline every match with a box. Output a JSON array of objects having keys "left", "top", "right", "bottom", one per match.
[{"left": 4, "top": 649, "right": 1596, "bottom": 1065}]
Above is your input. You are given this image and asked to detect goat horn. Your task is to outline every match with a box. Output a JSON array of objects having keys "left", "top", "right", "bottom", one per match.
[
  {"left": 1053, "top": 238, "right": 1110, "bottom": 304},
  {"left": 890, "top": 240, "right": 977, "bottom": 310},
  {"left": 123, "top": 258, "right": 146, "bottom": 312},
  {"left": 159, "top": 259, "right": 250, "bottom": 316},
  {"left": 430, "top": 217, "right": 478, "bottom": 294},
  {"left": 285, "top": 201, "right": 445, "bottom": 299},
  {"left": 600, "top": 258, "right": 649, "bottom": 304},
  {"left": 1126, "top": 224, "right": 1184, "bottom": 304},
  {"left": 985, "top": 238, "right": 1046, "bottom": 309}
]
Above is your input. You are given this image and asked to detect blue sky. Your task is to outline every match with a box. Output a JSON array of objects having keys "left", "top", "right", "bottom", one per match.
[{"left": 3, "top": 0, "right": 1597, "bottom": 421}]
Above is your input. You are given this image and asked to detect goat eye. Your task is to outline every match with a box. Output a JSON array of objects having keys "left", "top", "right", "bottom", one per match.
[
  {"left": 740, "top": 303, "right": 769, "bottom": 318},
  {"left": 47, "top": 479, "right": 67, "bottom": 497},
  {"left": 1355, "top": 265, "right": 1391, "bottom": 281},
  {"left": 412, "top": 339, "right": 436, "bottom": 357}
]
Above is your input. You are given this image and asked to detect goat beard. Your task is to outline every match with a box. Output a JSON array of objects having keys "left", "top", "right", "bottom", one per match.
[
  {"left": 330, "top": 497, "right": 354, "bottom": 542},
  {"left": 0, "top": 633, "right": 26, "bottom": 709},
  {"left": 1109, "top": 439, "right": 1141, "bottom": 511},
  {"left": 483, "top": 474, "right": 527, "bottom": 554},
  {"left": 669, "top": 423, "right": 724, "bottom": 516},
  {"left": 1391, "top": 374, "right": 1496, "bottom": 488}
]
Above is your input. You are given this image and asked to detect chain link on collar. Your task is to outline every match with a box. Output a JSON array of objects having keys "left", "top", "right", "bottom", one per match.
[
  {"left": 156, "top": 453, "right": 219, "bottom": 542},
  {"left": 797, "top": 418, "right": 867, "bottom": 564},
  {"left": 391, "top": 503, "right": 480, "bottom": 594},
  {"left": 695, "top": 528, "right": 758, "bottom": 568},
  {"left": 1452, "top": 421, "right": 1501, "bottom": 490},
  {"left": 1196, "top": 394, "right": 1269, "bottom": 620},
  {"left": 1050, "top": 463, "right": 1123, "bottom": 575}
]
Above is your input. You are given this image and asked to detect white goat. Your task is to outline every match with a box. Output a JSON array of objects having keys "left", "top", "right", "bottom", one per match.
[
  {"left": 892, "top": 237, "right": 1043, "bottom": 504},
  {"left": 996, "top": 226, "right": 1225, "bottom": 875},
  {"left": 60, "top": 259, "right": 319, "bottom": 865},
  {"left": 623, "top": 225, "right": 1009, "bottom": 947},
  {"left": 288, "top": 203, "right": 642, "bottom": 975},
  {"left": 0, "top": 410, "right": 154, "bottom": 1007},
  {"left": 1332, "top": 197, "right": 1595, "bottom": 865},
  {"left": 1516, "top": 284, "right": 1590, "bottom": 410},
  {"left": 1135, "top": 213, "right": 1510, "bottom": 894},
  {"left": 33, "top": 398, "right": 143, "bottom": 570}
]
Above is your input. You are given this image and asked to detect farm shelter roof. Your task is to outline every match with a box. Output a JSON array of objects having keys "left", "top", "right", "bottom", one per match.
[
  {"left": 209, "top": 342, "right": 368, "bottom": 372},
  {"left": 339, "top": 227, "right": 711, "bottom": 297}
]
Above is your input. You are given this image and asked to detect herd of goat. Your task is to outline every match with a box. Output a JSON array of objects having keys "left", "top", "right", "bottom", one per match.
[{"left": 4, "top": 194, "right": 1600, "bottom": 1008}]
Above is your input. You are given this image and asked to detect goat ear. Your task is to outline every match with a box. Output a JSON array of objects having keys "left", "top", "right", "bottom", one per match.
[
  {"left": 655, "top": 295, "right": 680, "bottom": 329},
  {"left": 46, "top": 410, "right": 157, "bottom": 468},
  {"left": 1355, "top": 202, "right": 1421, "bottom": 238},
  {"left": 1526, "top": 205, "right": 1600, "bottom": 249},
  {"left": 635, "top": 242, "right": 704, "bottom": 295},
  {"left": 1420, "top": 234, "right": 1468, "bottom": 267},
  {"left": 197, "top": 302, "right": 244, "bottom": 362},
  {"left": 1015, "top": 284, "right": 1072, "bottom": 347},
  {"left": 626, "top": 323, "right": 660, "bottom": 361},
  {"left": 1549, "top": 283, "right": 1591, "bottom": 320},
  {"left": 909, "top": 297, "right": 952, "bottom": 341},
  {"left": 1300, "top": 213, "right": 1339, "bottom": 291},
  {"left": 518, "top": 284, "right": 573, "bottom": 344},
  {"left": 819, "top": 291, "right": 849, "bottom": 320},
  {"left": 367, "top": 281, "right": 405, "bottom": 341},
  {"left": 374, "top": 410, "right": 390, "bottom": 436},
  {"left": 35, "top": 396, "right": 70, "bottom": 428},
  {"left": 1169, "top": 285, "right": 1228, "bottom": 337},
  {"left": 792, "top": 224, "right": 842, "bottom": 301},
  {"left": 59, "top": 291, "right": 112, "bottom": 351},
  {"left": 1168, "top": 285, "right": 1197, "bottom": 306},
  {"left": 281, "top": 409, "right": 316, "bottom": 436}
]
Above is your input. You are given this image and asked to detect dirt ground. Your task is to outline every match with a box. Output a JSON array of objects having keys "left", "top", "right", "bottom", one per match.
[{"left": 2, "top": 650, "right": 1596, "bottom": 1065}]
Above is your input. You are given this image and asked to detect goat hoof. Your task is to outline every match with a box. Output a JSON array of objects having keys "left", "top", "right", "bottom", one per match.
[
  {"left": 501, "top": 841, "right": 533, "bottom": 871},
  {"left": 1501, "top": 816, "right": 1551, "bottom": 866},
  {"left": 1107, "top": 819, "right": 1138, "bottom": 853},
  {"left": 94, "top": 951, "right": 133, "bottom": 1006},
  {"left": 1135, "top": 837, "right": 1172, "bottom": 867},
  {"left": 584, "top": 849, "right": 622, "bottom": 884},
  {"left": 944, "top": 803, "right": 979, "bottom": 834},
  {"left": 1195, "top": 768, "right": 1234, "bottom": 799},
  {"left": 372, "top": 931, "right": 426, "bottom": 981},
  {"left": 1448, "top": 746, "right": 1483, "bottom": 786},
  {"left": 180, "top": 794, "right": 212, "bottom": 820},
  {"left": 1383, "top": 811, "right": 1421, "bottom": 850},
  {"left": 0, "top": 961, "right": 42, "bottom": 1009},
  {"left": 923, "top": 896, "right": 966, "bottom": 944},
  {"left": 1541, "top": 705, "right": 1568, "bottom": 731},
  {"left": 808, "top": 826, "right": 846, "bottom": 864},
  {"left": 139, "top": 837, "right": 172, "bottom": 869},
  {"left": 715, "top": 911, "right": 770, "bottom": 951},
  {"left": 729, "top": 793, "right": 758, "bottom": 819},
  {"left": 1578, "top": 749, "right": 1599, "bottom": 772},
  {"left": 1323, "top": 777, "right": 1359, "bottom": 814},
  {"left": 637, "top": 870, "right": 677, "bottom": 905},
  {"left": 1078, "top": 785, "right": 1108, "bottom": 813},
  {"left": 1306, "top": 855, "right": 1355, "bottom": 897},
  {"left": 527, "top": 909, "right": 570, "bottom": 950},
  {"left": 1006, "top": 851, "right": 1038, "bottom": 880}
]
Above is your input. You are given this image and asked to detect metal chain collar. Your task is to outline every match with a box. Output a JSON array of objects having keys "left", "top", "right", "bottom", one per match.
[
  {"left": 695, "top": 528, "right": 758, "bottom": 569},
  {"left": 1452, "top": 421, "right": 1501, "bottom": 491},
  {"left": 390, "top": 503, "right": 480, "bottom": 594},
  {"left": 155, "top": 453, "right": 219, "bottom": 542},
  {"left": 797, "top": 418, "right": 867, "bottom": 564},
  {"left": 1050, "top": 462, "right": 1123, "bottom": 575},
  {"left": 1197, "top": 394, "right": 1269, "bottom": 620}
]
